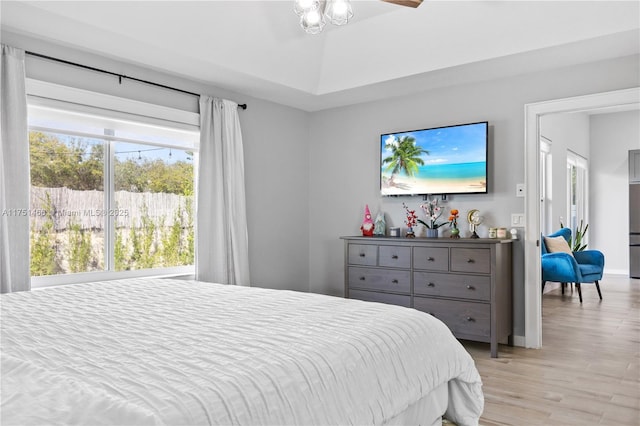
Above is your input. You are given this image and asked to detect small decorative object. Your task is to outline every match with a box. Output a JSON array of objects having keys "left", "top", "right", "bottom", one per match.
[
  {"left": 373, "top": 212, "right": 386, "bottom": 236},
  {"left": 467, "top": 209, "right": 483, "bottom": 239},
  {"left": 448, "top": 208, "right": 460, "bottom": 239},
  {"left": 402, "top": 203, "right": 418, "bottom": 238},
  {"left": 510, "top": 228, "right": 518, "bottom": 240},
  {"left": 489, "top": 227, "right": 497, "bottom": 238},
  {"left": 417, "top": 196, "right": 447, "bottom": 238},
  {"left": 497, "top": 227, "right": 508, "bottom": 239},
  {"left": 390, "top": 227, "right": 400, "bottom": 237},
  {"left": 360, "top": 205, "right": 374, "bottom": 236}
]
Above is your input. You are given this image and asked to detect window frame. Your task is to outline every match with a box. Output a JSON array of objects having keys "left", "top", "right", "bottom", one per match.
[{"left": 26, "top": 79, "right": 199, "bottom": 288}]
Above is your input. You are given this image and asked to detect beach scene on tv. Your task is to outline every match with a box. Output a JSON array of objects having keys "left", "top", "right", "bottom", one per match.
[{"left": 381, "top": 122, "right": 487, "bottom": 196}]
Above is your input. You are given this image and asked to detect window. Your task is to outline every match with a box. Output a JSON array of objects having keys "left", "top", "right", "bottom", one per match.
[
  {"left": 27, "top": 80, "right": 199, "bottom": 286},
  {"left": 540, "top": 136, "right": 553, "bottom": 235},
  {"left": 566, "top": 150, "right": 588, "bottom": 240}
]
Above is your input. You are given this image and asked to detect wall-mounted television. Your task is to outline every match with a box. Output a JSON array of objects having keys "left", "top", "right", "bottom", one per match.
[{"left": 380, "top": 121, "right": 488, "bottom": 196}]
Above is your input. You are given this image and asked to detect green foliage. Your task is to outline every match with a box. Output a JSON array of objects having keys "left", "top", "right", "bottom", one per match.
[
  {"left": 30, "top": 192, "right": 58, "bottom": 276},
  {"left": 66, "top": 221, "right": 93, "bottom": 273},
  {"left": 560, "top": 219, "right": 589, "bottom": 252},
  {"left": 114, "top": 158, "right": 193, "bottom": 195},
  {"left": 181, "top": 199, "right": 195, "bottom": 265},
  {"left": 30, "top": 131, "right": 104, "bottom": 190},
  {"left": 382, "top": 135, "right": 429, "bottom": 182},
  {"left": 30, "top": 130, "right": 193, "bottom": 196},
  {"left": 114, "top": 227, "right": 127, "bottom": 271}
]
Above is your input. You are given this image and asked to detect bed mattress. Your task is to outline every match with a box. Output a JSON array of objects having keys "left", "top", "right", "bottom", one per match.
[{"left": 1, "top": 278, "right": 483, "bottom": 425}]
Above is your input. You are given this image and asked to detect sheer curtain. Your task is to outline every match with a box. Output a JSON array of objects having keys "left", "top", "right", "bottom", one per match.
[
  {"left": 0, "top": 45, "right": 30, "bottom": 293},
  {"left": 196, "top": 96, "right": 250, "bottom": 286}
]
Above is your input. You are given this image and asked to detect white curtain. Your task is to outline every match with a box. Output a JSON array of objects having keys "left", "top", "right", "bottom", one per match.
[
  {"left": 196, "top": 96, "right": 250, "bottom": 286},
  {"left": 0, "top": 45, "right": 30, "bottom": 293}
]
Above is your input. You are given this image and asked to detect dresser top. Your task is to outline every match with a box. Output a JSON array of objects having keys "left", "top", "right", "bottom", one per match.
[{"left": 341, "top": 236, "right": 513, "bottom": 245}]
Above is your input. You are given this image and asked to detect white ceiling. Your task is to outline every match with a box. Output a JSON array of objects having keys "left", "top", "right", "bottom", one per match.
[{"left": 1, "top": 1, "right": 639, "bottom": 111}]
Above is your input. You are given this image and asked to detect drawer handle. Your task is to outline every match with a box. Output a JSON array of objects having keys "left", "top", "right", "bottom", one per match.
[
  {"left": 391, "top": 279, "right": 399, "bottom": 284},
  {"left": 359, "top": 253, "right": 366, "bottom": 257},
  {"left": 359, "top": 276, "right": 366, "bottom": 281},
  {"left": 391, "top": 255, "right": 398, "bottom": 259},
  {"left": 427, "top": 282, "right": 435, "bottom": 287},
  {"left": 466, "top": 285, "right": 475, "bottom": 290},
  {"left": 467, "top": 259, "right": 475, "bottom": 263},
  {"left": 427, "top": 257, "right": 435, "bottom": 261},
  {"left": 466, "top": 316, "right": 475, "bottom": 322}
]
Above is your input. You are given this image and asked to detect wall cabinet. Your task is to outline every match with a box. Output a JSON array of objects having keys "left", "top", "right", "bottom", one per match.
[{"left": 342, "top": 236, "right": 513, "bottom": 357}]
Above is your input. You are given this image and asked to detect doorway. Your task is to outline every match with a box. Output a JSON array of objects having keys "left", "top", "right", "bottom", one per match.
[{"left": 523, "top": 87, "right": 640, "bottom": 349}]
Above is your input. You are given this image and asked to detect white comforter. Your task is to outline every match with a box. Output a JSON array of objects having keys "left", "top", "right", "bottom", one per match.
[{"left": 1, "top": 279, "right": 483, "bottom": 426}]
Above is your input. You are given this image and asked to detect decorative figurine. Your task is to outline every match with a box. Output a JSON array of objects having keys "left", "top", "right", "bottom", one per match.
[
  {"left": 360, "top": 205, "right": 374, "bottom": 236},
  {"left": 373, "top": 212, "right": 386, "bottom": 236},
  {"left": 467, "top": 209, "right": 484, "bottom": 239}
]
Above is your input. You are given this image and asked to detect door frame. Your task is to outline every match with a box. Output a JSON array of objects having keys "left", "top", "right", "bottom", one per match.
[{"left": 524, "top": 87, "right": 640, "bottom": 349}]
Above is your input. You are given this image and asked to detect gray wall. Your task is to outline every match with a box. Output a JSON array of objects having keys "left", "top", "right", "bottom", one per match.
[
  {"left": 3, "top": 31, "right": 311, "bottom": 293},
  {"left": 590, "top": 110, "right": 640, "bottom": 274},
  {"left": 308, "top": 55, "right": 640, "bottom": 338}
]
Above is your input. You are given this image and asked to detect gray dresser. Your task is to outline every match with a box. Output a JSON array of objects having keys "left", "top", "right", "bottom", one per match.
[{"left": 341, "top": 236, "right": 513, "bottom": 357}]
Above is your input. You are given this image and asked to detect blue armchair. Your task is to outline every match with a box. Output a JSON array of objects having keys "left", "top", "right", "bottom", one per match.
[{"left": 541, "top": 228, "right": 605, "bottom": 303}]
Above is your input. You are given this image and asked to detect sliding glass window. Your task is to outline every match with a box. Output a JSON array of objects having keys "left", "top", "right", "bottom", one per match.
[{"left": 27, "top": 83, "right": 199, "bottom": 286}]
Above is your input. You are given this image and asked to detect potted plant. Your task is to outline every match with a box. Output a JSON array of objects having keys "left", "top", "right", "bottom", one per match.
[{"left": 417, "top": 197, "right": 447, "bottom": 238}]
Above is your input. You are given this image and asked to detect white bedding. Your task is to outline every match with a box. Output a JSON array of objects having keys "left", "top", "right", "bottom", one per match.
[{"left": 1, "top": 278, "right": 483, "bottom": 425}]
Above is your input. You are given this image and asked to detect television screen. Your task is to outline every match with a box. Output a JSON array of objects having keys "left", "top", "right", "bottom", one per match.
[{"left": 380, "top": 121, "right": 488, "bottom": 196}]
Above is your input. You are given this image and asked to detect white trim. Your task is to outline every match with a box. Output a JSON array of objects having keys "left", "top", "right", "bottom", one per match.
[
  {"left": 26, "top": 79, "right": 199, "bottom": 129},
  {"left": 512, "top": 335, "right": 526, "bottom": 348},
  {"left": 31, "top": 266, "right": 195, "bottom": 288},
  {"left": 524, "top": 87, "right": 640, "bottom": 350}
]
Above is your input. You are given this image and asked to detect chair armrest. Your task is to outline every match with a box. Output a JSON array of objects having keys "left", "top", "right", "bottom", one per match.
[
  {"left": 541, "top": 252, "right": 580, "bottom": 282},
  {"left": 574, "top": 250, "right": 605, "bottom": 268}
]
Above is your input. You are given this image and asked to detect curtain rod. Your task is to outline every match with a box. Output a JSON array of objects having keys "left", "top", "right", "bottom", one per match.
[{"left": 25, "top": 51, "right": 247, "bottom": 110}]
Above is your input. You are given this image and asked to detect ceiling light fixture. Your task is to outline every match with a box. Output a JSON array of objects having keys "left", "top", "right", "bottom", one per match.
[{"left": 294, "top": 0, "right": 353, "bottom": 35}]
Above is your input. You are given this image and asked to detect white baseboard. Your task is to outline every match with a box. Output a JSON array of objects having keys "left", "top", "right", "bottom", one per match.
[
  {"left": 512, "top": 335, "right": 526, "bottom": 347},
  {"left": 604, "top": 269, "right": 629, "bottom": 276}
]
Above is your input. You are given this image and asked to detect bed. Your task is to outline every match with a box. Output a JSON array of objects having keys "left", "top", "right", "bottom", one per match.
[{"left": 1, "top": 278, "right": 484, "bottom": 426}]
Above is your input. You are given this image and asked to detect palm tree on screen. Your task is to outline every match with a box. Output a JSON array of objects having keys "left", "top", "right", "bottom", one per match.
[{"left": 382, "top": 136, "right": 428, "bottom": 186}]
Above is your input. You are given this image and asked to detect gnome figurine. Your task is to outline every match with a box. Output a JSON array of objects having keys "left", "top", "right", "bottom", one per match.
[
  {"left": 373, "top": 212, "right": 386, "bottom": 236},
  {"left": 360, "top": 205, "right": 374, "bottom": 237}
]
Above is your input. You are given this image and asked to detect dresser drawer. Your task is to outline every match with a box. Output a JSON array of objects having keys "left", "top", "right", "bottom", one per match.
[
  {"left": 348, "top": 244, "right": 377, "bottom": 266},
  {"left": 378, "top": 245, "right": 411, "bottom": 268},
  {"left": 348, "top": 289, "right": 411, "bottom": 307},
  {"left": 413, "top": 297, "right": 490, "bottom": 338},
  {"left": 413, "top": 247, "right": 449, "bottom": 271},
  {"left": 413, "top": 272, "right": 490, "bottom": 301},
  {"left": 450, "top": 248, "right": 491, "bottom": 274},
  {"left": 348, "top": 267, "right": 411, "bottom": 294}
]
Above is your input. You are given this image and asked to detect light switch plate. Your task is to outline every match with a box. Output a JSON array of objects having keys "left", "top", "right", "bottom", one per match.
[{"left": 511, "top": 213, "right": 525, "bottom": 227}]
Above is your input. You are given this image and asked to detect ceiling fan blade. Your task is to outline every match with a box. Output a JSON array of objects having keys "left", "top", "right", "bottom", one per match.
[{"left": 381, "top": 0, "right": 423, "bottom": 8}]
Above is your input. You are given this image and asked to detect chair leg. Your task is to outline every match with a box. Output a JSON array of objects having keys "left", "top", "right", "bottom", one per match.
[
  {"left": 595, "top": 280, "right": 603, "bottom": 300},
  {"left": 561, "top": 282, "right": 565, "bottom": 295},
  {"left": 576, "top": 283, "right": 583, "bottom": 303},
  {"left": 542, "top": 281, "right": 546, "bottom": 293}
]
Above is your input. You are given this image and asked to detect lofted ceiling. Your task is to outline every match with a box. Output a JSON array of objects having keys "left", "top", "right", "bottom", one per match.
[{"left": 1, "top": 1, "right": 639, "bottom": 111}]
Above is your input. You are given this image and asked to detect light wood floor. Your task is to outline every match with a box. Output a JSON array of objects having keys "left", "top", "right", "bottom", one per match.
[{"left": 462, "top": 275, "right": 640, "bottom": 425}]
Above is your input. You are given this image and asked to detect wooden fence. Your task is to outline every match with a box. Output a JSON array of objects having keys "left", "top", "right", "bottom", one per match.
[{"left": 30, "top": 187, "right": 193, "bottom": 231}]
